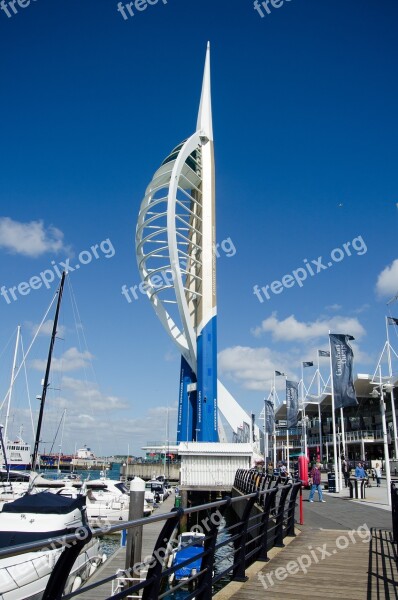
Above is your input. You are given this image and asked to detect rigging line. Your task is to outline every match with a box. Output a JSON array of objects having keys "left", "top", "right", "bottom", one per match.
[
  {"left": 66, "top": 277, "right": 103, "bottom": 457},
  {"left": 67, "top": 277, "right": 93, "bottom": 393},
  {"left": 0, "top": 293, "right": 58, "bottom": 412},
  {"left": 20, "top": 334, "right": 35, "bottom": 441},
  {"left": 67, "top": 276, "right": 98, "bottom": 387},
  {"left": 49, "top": 410, "right": 64, "bottom": 455},
  {"left": 0, "top": 327, "right": 18, "bottom": 364}
]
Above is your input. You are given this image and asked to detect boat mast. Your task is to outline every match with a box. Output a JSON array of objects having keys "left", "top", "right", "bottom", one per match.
[
  {"left": 4, "top": 325, "right": 21, "bottom": 443},
  {"left": 57, "top": 409, "right": 66, "bottom": 473},
  {"left": 31, "top": 271, "right": 66, "bottom": 470}
]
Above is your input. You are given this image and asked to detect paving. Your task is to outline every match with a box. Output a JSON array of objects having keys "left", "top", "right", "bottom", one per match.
[
  {"left": 303, "top": 482, "right": 392, "bottom": 530},
  {"left": 217, "top": 482, "right": 398, "bottom": 600}
]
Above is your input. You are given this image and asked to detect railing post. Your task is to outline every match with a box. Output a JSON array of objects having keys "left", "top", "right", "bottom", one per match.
[
  {"left": 391, "top": 482, "right": 398, "bottom": 558},
  {"left": 299, "top": 484, "right": 304, "bottom": 525},
  {"left": 234, "top": 469, "right": 242, "bottom": 488},
  {"left": 274, "top": 484, "right": 291, "bottom": 547},
  {"left": 141, "top": 508, "right": 183, "bottom": 600},
  {"left": 195, "top": 497, "right": 231, "bottom": 600},
  {"left": 232, "top": 494, "right": 257, "bottom": 582},
  {"left": 285, "top": 482, "right": 301, "bottom": 537},
  {"left": 257, "top": 487, "right": 277, "bottom": 562},
  {"left": 125, "top": 478, "right": 145, "bottom": 574},
  {"left": 42, "top": 527, "right": 93, "bottom": 599}
]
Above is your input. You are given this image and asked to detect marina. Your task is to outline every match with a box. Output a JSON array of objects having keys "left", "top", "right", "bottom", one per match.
[{"left": 0, "top": 4, "right": 397, "bottom": 599}]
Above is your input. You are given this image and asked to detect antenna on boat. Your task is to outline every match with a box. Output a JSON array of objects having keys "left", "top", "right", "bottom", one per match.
[{"left": 31, "top": 271, "right": 67, "bottom": 471}]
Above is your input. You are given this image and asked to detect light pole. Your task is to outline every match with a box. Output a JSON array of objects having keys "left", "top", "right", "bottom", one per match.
[
  {"left": 370, "top": 366, "right": 392, "bottom": 507},
  {"left": 328, "top": 335, "right": 340, "bottom": 492},
  {"left": 263, "top": 397, "right": 268, "bottom": 465}
]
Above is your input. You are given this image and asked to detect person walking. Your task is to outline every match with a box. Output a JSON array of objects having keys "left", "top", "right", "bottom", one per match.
[
  {"left": 374, "top": 462, "right": 382, "bottom": 487},
  {"left": 342, "top": 456, "right": 350, "bottom": 488},
  {"left": 309, "top": 462, "right": 325, "bottom": 502}
]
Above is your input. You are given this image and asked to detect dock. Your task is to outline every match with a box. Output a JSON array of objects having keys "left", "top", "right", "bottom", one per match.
[
  {"left": 215, "top": 485, "right": 398, "bottom": 600},
  {"left": 79, "top": 493, "right": 176, "bottom": 598}
]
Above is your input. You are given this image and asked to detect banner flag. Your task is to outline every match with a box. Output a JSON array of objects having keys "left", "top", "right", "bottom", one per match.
[
  {"left": 329, "top": 333, "right": 358, "bottom": 410},
  {"left": 318, "top": 350, "right": 330, "bottom": 357},
  {"left": 275, "top": 370, "right": 285, "bottom": 376},
  {"left": 286, "top": 380, "right": 299, "bottom": 428},
  {"left": 303, "top": 361, "right": 314, "bottom": 368},
  {"left": 265, "top": 400, "right": 274, "bottom": 434},
  {"left": 388, "top": 317, "right": 398, "bottom": 326}
]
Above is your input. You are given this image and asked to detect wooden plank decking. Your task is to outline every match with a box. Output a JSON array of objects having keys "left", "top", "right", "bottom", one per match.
[{"left": 216, "top": 527, "right": 398, "bottom": 600}]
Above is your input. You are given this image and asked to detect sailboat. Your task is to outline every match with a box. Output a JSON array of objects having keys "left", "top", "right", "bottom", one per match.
[
  {"left": 0, "top": 272, "right": 106, "bottom": 599},
  {"left": 0, "top": 327, "right": 32, "bottom": 473}
]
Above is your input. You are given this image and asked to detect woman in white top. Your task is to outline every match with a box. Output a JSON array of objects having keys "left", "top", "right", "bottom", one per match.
[{"left": 374, "top": 463, "right": 382, "bottom": 487}]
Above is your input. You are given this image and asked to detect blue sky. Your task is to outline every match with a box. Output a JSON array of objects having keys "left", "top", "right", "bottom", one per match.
[{"left": 0, "top": 0, "right": 397, "bottom": 456}]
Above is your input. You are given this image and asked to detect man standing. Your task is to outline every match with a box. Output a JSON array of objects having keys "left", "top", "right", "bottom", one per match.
[
  {"left": 309, "top": 462, "right": 326, "bottom": 502},
  {"left": 342, "top": 456, "right": 350, "bottom": 488}
]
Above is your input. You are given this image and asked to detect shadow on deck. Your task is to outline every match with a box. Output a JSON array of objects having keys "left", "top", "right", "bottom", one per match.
[{"left": 367, "top": 529, "right": 398, "bottom": 599}]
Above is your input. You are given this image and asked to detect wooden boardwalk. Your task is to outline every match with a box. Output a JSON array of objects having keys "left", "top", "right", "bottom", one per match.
[
  {"left": 79, "top": 494, "right": 176, "bottom": 599},
  {"left": 216, "top": 527, "right": 398, "bottom": 599}
]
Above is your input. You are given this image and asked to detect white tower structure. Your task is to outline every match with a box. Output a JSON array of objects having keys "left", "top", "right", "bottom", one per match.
[{"left": 136, "top": 44, "right": 260, "bottom": 448}]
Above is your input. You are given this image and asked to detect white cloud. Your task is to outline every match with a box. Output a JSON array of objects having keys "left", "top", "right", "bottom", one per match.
[
  {"left": 218, "top": 346, "right": 290, "bottom": 391},
  {"left": 76, "top": 414, "right": 96, "bottom": 422},
  {"left": 30, "top": 347, "right": 93, "bottom": 372},
  {"left": 26, "top": 319, "right": 66, "bottom": 338},
  {"left": 218, "top": 340, "right": 372, "bottom": 394},
  {"left": 325, "top": 304, "right": 342, "bottom": 311},
  {"left": 352, "top": 304, "right": 370, "bottom": 315},
  {"left": 0, "top": 217, "right": 65, "bottom": 258},
  {"left": 376, "top": 259, "right": 398, "bottom": 298},
  {"left": 61, "top": 377, "right": 129, "bottom": 410},
  {"left": 252, "top": 312, "right": 365, "bottom": 342}
]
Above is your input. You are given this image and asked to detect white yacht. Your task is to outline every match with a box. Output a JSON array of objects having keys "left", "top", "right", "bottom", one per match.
[{"left": 0, "top": 491, "right": 106, "bottom": 600}]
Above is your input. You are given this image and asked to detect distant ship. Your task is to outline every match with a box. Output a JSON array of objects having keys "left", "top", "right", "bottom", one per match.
[
  {"left": 0, "top": 432, "right": 31, "bottom": 471},
  {"left": 71, "top": 445, "right": 112, "bottom": 470}
]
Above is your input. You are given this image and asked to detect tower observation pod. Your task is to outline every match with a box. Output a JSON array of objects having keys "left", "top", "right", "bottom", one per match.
[{"left": 136, "top": 43, "right": 217, "bottom": 443}]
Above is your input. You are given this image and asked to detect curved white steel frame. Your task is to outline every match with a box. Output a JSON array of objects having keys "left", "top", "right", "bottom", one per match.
[{"left": 136, "top": 133, "right": 205, "bottom": 374}]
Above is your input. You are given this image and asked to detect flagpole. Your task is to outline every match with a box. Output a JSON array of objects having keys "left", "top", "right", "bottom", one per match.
[
  {"left": 386, "top": 316, "right": 398, "bottom": 459},
  {"left": 285, "top": 374, "right": 290, "bottom": 476},
  {"left": 273, "top": 372, "right": 277, "bottom": 466},
  {"left": 317, "top": 352, "right": 323, "bottom": 463},
  {"left": 264, "top": 396, "right": 269, "bottom": 465},
  {"left": 340, "top": 406, "right": 346, "bottom": 459},
  {"left": 301, "top": 362, "right": 308, "bottom": 459},
  {"left": 263, "top": 395, "right": 266, "bottom": 463},
  {"left": 378, "top": 365, "right": 392, "bottom": 506},
  {"left": 329, "top": 333, "right": 340, "bottom": 492}
]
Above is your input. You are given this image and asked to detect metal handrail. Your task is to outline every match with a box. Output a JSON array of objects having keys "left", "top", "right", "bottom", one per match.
[{"left": 1, "top": 474, "right": 300, "bottom": 599}]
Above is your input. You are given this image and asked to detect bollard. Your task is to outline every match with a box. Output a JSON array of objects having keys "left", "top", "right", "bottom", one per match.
[{"left": 125, "top": 477, "right": 145, "bottom": 573}]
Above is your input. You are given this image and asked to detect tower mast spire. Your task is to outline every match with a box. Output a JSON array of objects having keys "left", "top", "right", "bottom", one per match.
[{"left": 197, "top": 42, "right": 213, "bottom": 141}]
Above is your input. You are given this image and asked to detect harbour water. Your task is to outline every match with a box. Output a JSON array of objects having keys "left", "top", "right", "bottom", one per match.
[{"left": 59, "top": 463, "right": 236, "bottom": 595}]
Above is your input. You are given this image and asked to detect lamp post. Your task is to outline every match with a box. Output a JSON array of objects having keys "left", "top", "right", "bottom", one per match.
[
  {"left": 370, "top": 366, "right": 391, "bottom": 507},
  {"left": 263, "top": 397, "right": 268, "bottom": 466}
]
